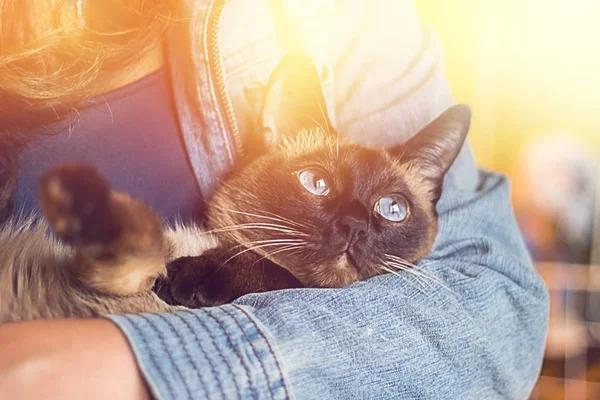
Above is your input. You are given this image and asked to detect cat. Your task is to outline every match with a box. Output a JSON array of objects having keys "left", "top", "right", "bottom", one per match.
[{"left": 0, "top": 52, "right": 470, "bottom": 322}]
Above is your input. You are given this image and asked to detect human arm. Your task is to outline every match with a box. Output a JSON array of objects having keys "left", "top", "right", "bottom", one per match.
[
  {"left": 0, "top": 319, "right": 150, "bottom": 400},
  {"left": 0, "top": 148, "right": 547, "bottom": 399}
]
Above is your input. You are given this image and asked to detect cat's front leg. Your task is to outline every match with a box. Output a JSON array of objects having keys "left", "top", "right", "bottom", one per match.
[
  {"left": 155, "top": 248, "right": 302, "bottom": 308},
  {"left": 39, "top": 164, "right": 169, "bottom": 296}
]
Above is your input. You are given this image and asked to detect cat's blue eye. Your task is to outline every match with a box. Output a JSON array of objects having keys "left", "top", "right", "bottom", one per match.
[
  {"left": 298, "top": 169, "right": 330, "bottom": 196},
  {"left": 375, "top": 195, "right": 408, "bottom": 222}
]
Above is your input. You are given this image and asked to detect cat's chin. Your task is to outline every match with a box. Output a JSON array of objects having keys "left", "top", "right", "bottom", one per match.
[{"left": 315, "top": 253, "right": 362, "bottom": 288}]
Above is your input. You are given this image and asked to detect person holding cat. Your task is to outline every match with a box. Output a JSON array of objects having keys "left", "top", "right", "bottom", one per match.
[{"left": 0, "top": 1, "right": 548, "bottom": 399}]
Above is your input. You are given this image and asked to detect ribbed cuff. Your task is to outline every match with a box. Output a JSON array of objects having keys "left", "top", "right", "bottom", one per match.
[{"left": 109, "top": 304, "right": 293, "bottom": 400}]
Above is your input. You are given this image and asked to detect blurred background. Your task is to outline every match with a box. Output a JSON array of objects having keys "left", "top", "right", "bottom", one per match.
[{"left": 416, "top": 0, "right": 600, "bottom": 398}]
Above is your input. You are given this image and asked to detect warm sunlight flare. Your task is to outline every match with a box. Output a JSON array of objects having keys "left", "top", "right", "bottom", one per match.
[{"left": 417, "top": 0, "right": 600, "bottom": 172}]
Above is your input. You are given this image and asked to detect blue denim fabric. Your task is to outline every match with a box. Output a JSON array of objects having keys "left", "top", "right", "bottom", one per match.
[{"left": 110, "top": 145, "right": 549, "bottom": 399}]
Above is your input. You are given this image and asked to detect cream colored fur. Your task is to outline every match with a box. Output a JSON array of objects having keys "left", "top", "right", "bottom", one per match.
[{"left": 0, "top": 214, "right": 217, "bottom": 323}]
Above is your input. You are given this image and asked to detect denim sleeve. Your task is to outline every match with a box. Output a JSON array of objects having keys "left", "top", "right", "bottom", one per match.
[{"left": 109, "top": 143, "right": 549, "bottom": 399}]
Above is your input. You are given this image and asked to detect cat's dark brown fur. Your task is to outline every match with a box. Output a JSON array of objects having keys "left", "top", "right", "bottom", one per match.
[{"left": 153, "top": 52, "right": 471, "bottom": 307}]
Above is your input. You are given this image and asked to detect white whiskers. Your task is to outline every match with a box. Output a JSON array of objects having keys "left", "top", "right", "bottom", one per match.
[
  {"left": 209, "top": 206, "right": 311, "bottom": 230},
  {"left": 219, "top": 239, "right": 306, "bottom": 268},
  {"left": 250, "top": 244, "right": 306, "bottom": 268},
  {"left": 380, "top": 254, "right": 453, "bottom": 295},
  {"left": 204, "top": 222, "right": 308, "bottom": 237},
  {"left": 202, "top": 207, "right": 313, "bottom": 273}
]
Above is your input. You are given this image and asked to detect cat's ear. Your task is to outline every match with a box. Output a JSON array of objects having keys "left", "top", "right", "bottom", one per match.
[
  {"left": 260, "top": 52, "right": 334, "bottom": 145},
  {"left": 390, "top": 104, "right": 471, "bottom": 185}
]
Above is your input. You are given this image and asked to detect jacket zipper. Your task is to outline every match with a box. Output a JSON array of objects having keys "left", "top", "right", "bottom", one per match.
[{"left": 207, "top": 0, "right": 244, "bottom": 159}]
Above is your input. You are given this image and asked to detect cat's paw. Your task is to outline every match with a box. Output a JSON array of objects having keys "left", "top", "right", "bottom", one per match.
[
  {"left": 155, "top": 256, "right": 218, "bottom": 308},
  {"left": 154, "top": 253, "right": 303, "bottom": 308},
  {"left": 39, "top": 164, "right": 120, "bottom": 246}
]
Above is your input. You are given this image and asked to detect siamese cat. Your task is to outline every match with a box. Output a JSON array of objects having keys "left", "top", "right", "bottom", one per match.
[{"left": 0, "top": 53, "right": 470, "bottom": 322}]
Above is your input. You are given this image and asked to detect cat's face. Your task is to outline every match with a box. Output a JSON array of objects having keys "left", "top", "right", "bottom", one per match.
[
  {"left": 210, "top": 131, "right": 443, "bottom": 287},
  {"left": 207, "top": 52, "right": 470, "bottom": 288}
]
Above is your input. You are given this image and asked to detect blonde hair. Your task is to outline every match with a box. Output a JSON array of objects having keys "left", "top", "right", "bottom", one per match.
[{"left": 0, "top": 0, "right": 181, "bottom": 216}]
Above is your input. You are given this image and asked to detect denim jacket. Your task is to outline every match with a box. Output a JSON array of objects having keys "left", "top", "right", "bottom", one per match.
[{"left": 110, "top": 0, "right": 550, "bottom": 398}]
